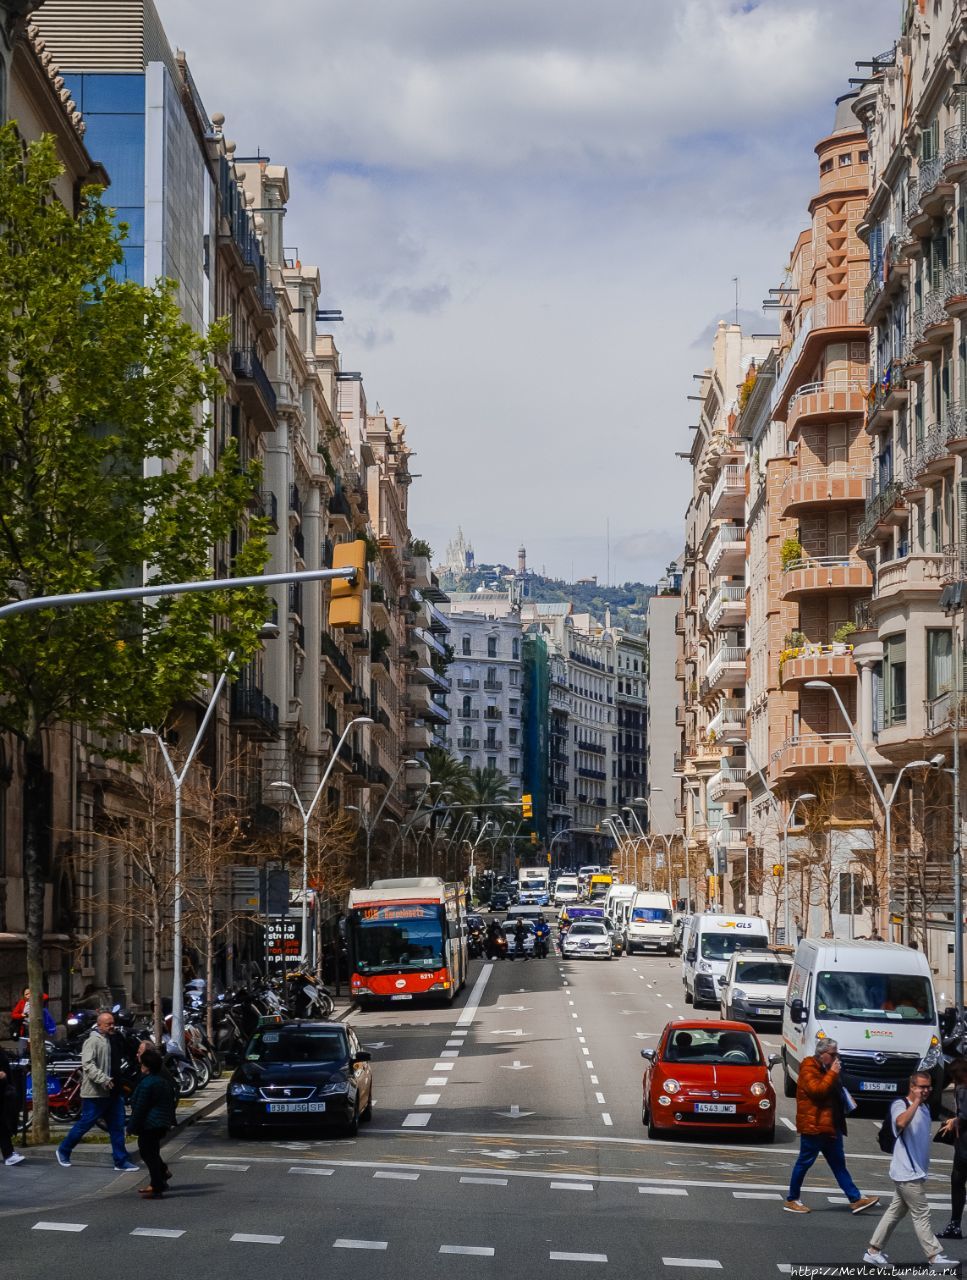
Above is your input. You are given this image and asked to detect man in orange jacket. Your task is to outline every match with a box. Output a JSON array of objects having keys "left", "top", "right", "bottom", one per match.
[{"left": 784, "top": 1036, "right": 879, "bottom": 1215}]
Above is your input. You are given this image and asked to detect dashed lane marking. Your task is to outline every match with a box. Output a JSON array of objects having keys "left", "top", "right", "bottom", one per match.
[
  {"left": 601, "top": 1113, "right": 613, "bottom": 1127},
  {"left": 426, "top": 1077, "right": 448, "bottom": 1086},
  {"left": 433, "top": 1063, "right": 455, "bottom": 1071},
  {"left": 585, "top": 1061, "right": 594, "bottom": 1069},
  {"left": 131, "top": 1228, "right": 186, "bottom": 1238},
  {"left": 441, "top": 1050, "right": 460, "bottom": 1058},
  {"left": 440, "top": 1246, "right": 495, "bottom": 1256},
  {"left": 575, "top": 1027, "right": 583, "bottom": 1033},
  {"left": 288, "top": 1167, "right": 334, "bottom": 1175},
  {"left": 32, "top": 1223, "right": 87, "bottom": 1233},
  {"left": 582, "top": 1048, "right": 590, "bottom": 1056},
  {"left": 231, "top": 1234, "right": 284, "bottom": 1245},
  {"left": 446, "top": 1040, "right": 463, "bottom": 1048},
  {"left": 374, "top": 1170, "right": 420, "bottom": 1181},
  {"left": 460, "top": 1175, "right": 508, "bottom": 1186},
  {"left": 334, "top": 1239, "right": 388, "bottom": 1251},
  {"left": 663, "top": 1260, "right": 722, "bottom": 1270},
  {"left": 206, "top": 1163, "right": 249, "bottom": 1171},
  {"left": 578, "top": 1037, "right": 586, "bottom": 1044},
  {"left": 590, "top": 1075, "right": 600, "bottom": 1084},
  {"left": 639, "top": 1187, "right": 687, "bottom": 1196},
  {"left": 550, "top": 1252, "right": 607, "bottom": 1263},
  {"left": 415, "top": 1093, "right": 441, "bottom": 1105},
  {"left": 456, "top": 963, "right": 494, "bottom": 1028},
  {"left": 733, "top": 1191, "right": 781, "bottom": 1200},
  {"left": 550, "top": 1181, "right": 594, "bottom": 1191},
  {"left": 402, "top": 1113, "right": 432, "bottom": 1127},
  {"left": 595, "top": 1093, "right": 606, "bottom": 1104}
]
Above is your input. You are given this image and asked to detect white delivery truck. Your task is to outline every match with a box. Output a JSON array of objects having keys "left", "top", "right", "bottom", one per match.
[
  {"left": 518, "top": 866, "right": 550, "bottom": 906},
  {"left": 781, "top": 938, "right": 943, "bottom": 1106},
  {"left": 682, "top": 912, "right": 770, "bottom": 1005},
  {"left": 605, "top": 884, "right": 637, "bottom": 934},
  {"left": 625, "top": 891, "right": 676, "bottom": 955},
  {"left": 553, "top": 875, "right": 580, "bottom": 906}
]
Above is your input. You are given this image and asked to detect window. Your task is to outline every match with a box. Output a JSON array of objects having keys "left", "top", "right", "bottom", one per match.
[
  {"left": 487, "top": 636, "right": 497, "bottom": 658},
  {"left": 487, "top": 756, "right": 497, "bottom": 771},
  {"left": 927, "top": 629, "right": 953, "bottom": 701},
  {"left": 859, "top": 150, "right": 869, "bottom": 164},
  {"left": 883, "top": 633, "right": 907, "bottom": 726},
  {"left": 838, "top": 152, "right": 852, "bottom": 167},
  {"left": 462, "top": 755, "right": 471, "bottom": 768},
  {"left": 820, "top": 158, "right": 833, "bottom": 174},
  {"left": 827, "top": 423, "right": 847, "bottom": 467},
  {"left": 510, "top": 669, "right": 519, "bottom": 687},
  {"left": 838, "top": 872, "right": 864, "bottom": 915},
  {"left": 462, "top": 695, "right": 472, "bottom": 716},
  {"left": 462, "top": 635, "right": 471, "bottom": 655},
  {"left": 512, "top": 637, "right": 520, "bottom": 660},
  {"left": 509, "top": 701, "right": 519, "bottom": 717},
  {"left": 486, "top": 666, "right": 497, "bottom": 686},
  {"left": 509, "top": 758, "right": 520, "bottom": 775},
  {"left": 509, "top": 728, "right": 519, "bottom": 746}
]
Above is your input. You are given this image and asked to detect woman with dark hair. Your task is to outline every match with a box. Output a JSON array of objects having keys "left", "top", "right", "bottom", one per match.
[
  {"left": 127, "top": 1047, "right": 177, "bottom": 1198},
  {"left": 939, "top": 1058, "right": 967, "bottom": 1239}
]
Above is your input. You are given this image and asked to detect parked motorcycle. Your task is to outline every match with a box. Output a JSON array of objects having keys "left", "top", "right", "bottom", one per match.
[{"left": 284, "top": 969, "right": 335, "bottom": 1020}]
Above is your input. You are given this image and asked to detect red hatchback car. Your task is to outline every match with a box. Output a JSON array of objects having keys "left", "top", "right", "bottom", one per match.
[{"left": 641, "top": 1019, "right": 779, "bottom": 1142}]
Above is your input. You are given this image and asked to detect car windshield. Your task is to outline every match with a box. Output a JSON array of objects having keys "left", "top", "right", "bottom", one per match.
[
  {"left": 520, "top": 879, "right": 545, "bottom": 890},
  {"left": 815, "top": 971, "right": 935, "bottom": 1024},
  {"left": 700, "top": 933, "right": 764, "bottom": 961},
  {"left": 570, "top": 924, "right": 606, "bottom": 936},
  {"left": 734, "top": 961, "right": 791, "bottom": 985},
  {"left": 246, "top": 1029, "right": 347, "bottom": 1065},
  {"left": 632, "top": 907, "right": 671, "bottom": 923},
  {"left": 351, "top": 905, "right": 445, "bottom": 973},
  {"left": 664, "top": 1028, "right": 761, "bottom": 1065}
]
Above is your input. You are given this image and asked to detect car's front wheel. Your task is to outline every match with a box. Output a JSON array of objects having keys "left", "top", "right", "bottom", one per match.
[{"left": 344, "top": 1102, "right": 359, "bottom": 1138}]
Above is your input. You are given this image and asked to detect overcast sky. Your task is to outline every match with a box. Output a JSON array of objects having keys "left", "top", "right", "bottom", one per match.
[{"left": 156, "top": 0, "right": 899, "bottom": 584}]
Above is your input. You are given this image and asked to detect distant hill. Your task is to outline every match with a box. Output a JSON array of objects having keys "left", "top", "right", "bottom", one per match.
[{"left": 438, "top": 564, "right": 656, "bottom": 635}]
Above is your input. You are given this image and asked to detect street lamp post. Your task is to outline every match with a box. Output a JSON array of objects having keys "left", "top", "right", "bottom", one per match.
[
  {"left": 271, "top": 715, "right": 373, "bottom": 973},
  {"left": 782, "top": 794, "right": 817, "bottom": 946},
  {"left": 346, "top": 757, "right": 422, "bottom": 886}
]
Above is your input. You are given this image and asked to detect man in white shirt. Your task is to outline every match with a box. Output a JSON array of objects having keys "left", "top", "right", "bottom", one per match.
[{"left": 864, "top": 1071, "right": 956, "bottom": 1268}]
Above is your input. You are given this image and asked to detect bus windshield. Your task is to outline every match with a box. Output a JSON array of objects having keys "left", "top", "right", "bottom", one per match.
[
  {"left": 350, "top": 904, "right": 446, "bottom": 974},
  {"left": 815, "top": 971, "right": 935, "bottom": 1024}
]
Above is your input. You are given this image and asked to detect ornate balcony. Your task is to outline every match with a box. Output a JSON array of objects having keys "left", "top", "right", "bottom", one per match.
[
  {"left": 781, "top": 556, "right": 870, "bottom": 601},
  {"left": 708, "top": 766, "right": 747, "bottom": 804},
  {"left": 771, "top": 733, "right": 851, "bottom": 780},
  {"left": 875, "top": 552, "right": 943, "bottom": 603},
  {"left": 944, "top": 263, "right": 967, "bottom": 317},
  {"left": 780, "top": 465, "right": 867, "bottom": 517},
  {"left": 858, "top": 479, "right": 906, "bottom": 547},
  {"left": 902, "top": 413, "right": 961, "bottom": 489},
  {"left": 867, "top": 360, "right": 908, "bottom": 430},
  {"left": 925, "top": 690, "right": 967, "bottom": 736},
  {"left": 779, "top": 644, "right": 855, "bottom": 690},
  {"left": 945, "top": 124, "right": 967, "bottom": 179},
  {"left": 787, "top": 378, "right": 869, "bottom": 436},
  {"left": 707, "top": 700, "right": 746, "bottom": 741}
]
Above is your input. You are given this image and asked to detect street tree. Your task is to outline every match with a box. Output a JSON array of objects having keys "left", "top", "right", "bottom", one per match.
[{"left": 0, "top": 126, "right": 269, "bottom": 1140}]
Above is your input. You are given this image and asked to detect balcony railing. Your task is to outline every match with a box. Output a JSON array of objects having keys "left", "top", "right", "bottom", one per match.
[
  {"left": 483, "top": 679, "right": 503, "bottom": 692},
  {"left": 859, "top": 478, "right": 903, "bottom": 544},
  {"left": 706, "top": 524, "right": 746, "bottom": 575},
  {"left": 231, "top": 346, "right": 277, "bottom": 416},
  {"left": 230, "top": 682, "right": 280, "bottom": 737},
  {"left": 456, "top": 678, "right": 479, "bottom": 690},
  {"left": 456, "top": 708, "right": 480, "bottom": 720},
  {"left": 788, "top": 375, "right": 869, "bottom": 412},
  {"left": 705, "top": 582, "right": 745, "bottom": 629},
  {"left": 705, "top": 645, "right": 745, "bottom": 690},
  {"left": 943, "top": 542, "right": 967, "bottom": 583},
  {"left": 719, "top": 826, "right": 749, "bottom": 847},
  {"left": 944, "top": 263, "right": 967, "bottom": 308},
  {"left": 945, "top": 124, "right": 967, "bottom": 170},
  {"left": 710, "top": 464, "right": 744, "bottom": 512},
  {"left": 925, "top": 690, "right": 967, "bottom": 735},
  {"left": 864, "top": 268, "right": 883, "bottom": 317},
  {"left": 320, "top": 631, "right": 353, "bottom": 685},
  {"left": 911, "top": 153, "right": 946, "bottom": 209}
]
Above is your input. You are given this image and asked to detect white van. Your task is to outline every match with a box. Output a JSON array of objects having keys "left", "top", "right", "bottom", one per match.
[
  {"left": 781, "top": 938, "right": 943, "bottom": 1104},
  {"left": 605, "top": 883, "right": 637, "bottom": 930},
  {"left": 625, "top": 891, "right": 675, "bottom": 955},
  {"left": 553, "top": 875, "right": 579, "bottom": 905},
  {"left": 682, "top": 912, "right": 770, "bottom": 1006}
]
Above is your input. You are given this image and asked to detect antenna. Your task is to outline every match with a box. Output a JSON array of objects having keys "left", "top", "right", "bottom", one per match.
[{"left": 732, "top": 276, "right": 739, "bottom": 326}]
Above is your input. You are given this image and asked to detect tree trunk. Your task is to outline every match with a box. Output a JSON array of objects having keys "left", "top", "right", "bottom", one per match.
[{"left": 22, "top": 725, "right": 50, "bottom": 1144}]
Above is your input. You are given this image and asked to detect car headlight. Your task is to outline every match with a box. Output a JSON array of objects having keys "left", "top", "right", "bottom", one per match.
[
  {"left": 353, "top": 985, "right": 373, "bottom": 996},
  {"left": 919, "top": 1046, "right": 941, "bottom": 1071},
  {"left": 428, "top": 981, "right": 451, "bottom": 991},
  {"left": 229, "top": 1083, "right": 257, "bottom": 1099},
  {"left": 750, "top": 1082, "right": 767, "bottom": 1097},
  {"left": 699, "top": 961, "right": 712, "bottom": 973},
  {"left": 319, "top": 1081, "right": 350, "bottom": 1096},
  {"left": 732, "top": 989, "right": 747, "bottom": 1002},
  {"left": 661, "top": 1078, "right": 680, "bottom": 1095}
]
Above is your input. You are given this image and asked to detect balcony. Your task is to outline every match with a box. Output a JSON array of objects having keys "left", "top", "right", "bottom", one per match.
[
  {"left": 909, "top": 291, "right": 952, "bottom": 359},
  {"left": 483, "top": 679, "right": 503, "bottom": 692},
  {"left": 329, "top": 488, "right": 353, "bottom": 527},
  {"left": 786, "top": 378, "right": 869, "bottom": 436},
  {"left": 708, "top": 767, "right": 747, "bottom": 804},
  {"left": 780, "top": 465, "right": 867, "bottom": 517},
  {"left": 320, "top": 631, "right": 353, "bottom": 688},
  {"left": 483, "top": 738, "right": 504, "bottom": 753},
  {"left": 945, "top": 124, "right": 967, "bottom": 178},
  {"left": 230, "top": 682, "right": 280, "bottom": 740},
  {"left": 867, "top": 359, "right": 908, "bottom": 429},
  {"left": 858, "top": 479, "right": 905, "bottom": 546},
  {"left": 944, "top": 263, "right": 967, "bottom": 318},
  {"left": 909, "top": 154, "right": 952, "bottom": 221},
  {"left": 674, "top": 610, "right": 685, "bottom": 635},
  {"left": 456, "top": 678, "right": 479, "bottom": 690},
  {"left": 260, "top": 489, "right": 279, "bottom": 531},
  {"left": 771, "top": 732, "right": 851, "bottom": 779},
  {"left": 576, "top": 739, "right": 606, "bottom": 755},
  {"left": 925, "top": 690, "right": 967, "bottom": 736},
  {"left": 703, "top": 644, "right": 746, "bottom": 697},
  {"left": 706, "top": 700, "right": 746, "bottom": 740},
  {"left": 577, "top": 766, "right": 607, "bottom": 781},
  {"left": 706, "top": 525, "right": 746, "bottom": 577},
  {"left": 903, "top": 417, "right": 959, "bottom": 489},
  {"left": 875, "top": 552, "right": 943, "bottom": 603},
  {"left": 780, "top": 643, "right": 855, "bottom": 690},
  {"left": 456, "top": 708, "right": 480, "bottom": 720},
  {"left": 483, "top": 708, "right": 503, "bottom": 722},
  {"left": 719, "top": 826, "right": 749, "bottom": 849},
  {"left": 781, "top": 556, "right": 870, "bottom": 601},
  {"left": 704, "top": 582, "right": 745, "bottom": 630},
  {"left": 231, "top": 347, "right": 277, "bottom": 429},
  {"left": 457, "top": 737, "right": 480, "bottom": 751},
  {"left": 709, "top": 465, "right": 744, "bottom": 520},
  {"left": 943, "top": 542, "right": 967, "bottom": 583}
]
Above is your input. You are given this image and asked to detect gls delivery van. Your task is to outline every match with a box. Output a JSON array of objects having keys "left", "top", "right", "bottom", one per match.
[
  {"left": 781, "top": 938, "right": 943, "bottom": 1106},
  {"left": 682, "top": 912, "right": 770, "bottom": 1006}
]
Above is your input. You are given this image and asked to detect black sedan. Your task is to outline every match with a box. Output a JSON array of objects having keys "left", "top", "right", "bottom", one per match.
[{"left": 226, "top": 1021, "right": 373, "bottom": 1138}]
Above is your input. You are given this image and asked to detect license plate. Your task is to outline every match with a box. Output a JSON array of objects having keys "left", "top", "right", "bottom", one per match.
[
  {"left": 859, "top": 1081, "right": 898, "bottom": 1093},
  {"left": 694, "top": 1103, "right": 736, "bottom": 1114},
  {"left": 756, "top": 1007, "right": 778, "bottom": 1015},
  {"left": 390, "top": 994, "right": 413, "bottom": 1001},
  {"left": 266, "top": 1102, "right": 326, "bottom": 1113}
]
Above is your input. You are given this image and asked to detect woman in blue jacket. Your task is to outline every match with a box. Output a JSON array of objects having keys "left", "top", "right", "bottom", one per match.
[{"left": 127, "top": 1047, "right": 177, "bottom": 1198}]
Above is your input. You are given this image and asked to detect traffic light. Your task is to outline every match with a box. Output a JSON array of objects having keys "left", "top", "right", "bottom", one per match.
[
  {"left": 521, "top": 793, "right": 533, "bottom": 819},
  {"left": 530, "top": 831, "right": 538, "bottom": 845},
  {"left": 328, "top": 539, "right": 367, "bottom": 629},
  {"left": 772, "top": 863, "right": 784, "bottom": 878}
]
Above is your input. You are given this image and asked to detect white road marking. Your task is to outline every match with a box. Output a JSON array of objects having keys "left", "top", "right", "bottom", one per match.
[
  {"left": 231, "top": 1234, "right": 284, "bottom": 1245},
  {"left": 590, "top": 1075, "right": 599, "bottom": 1084},
  {"left": 582, "top": 1048, "right": 590, "bottom": 1056},
  {"left": 500, "top": 1060, "right": 532, "bottom": 1071},
  {"left": 495, "top": 1104, "right": 534, "bottom": 1119},
  {"left": 334, "top": 1239, "right": 388, "bottom": 1250},
  {"left": 374, "top": 1170, "right": 420, "bottom": 1181},
  {"left": 460, "top": 1175, "right": 508, "bottom": 1186},
  {"left": 426, "top": 1077, "right": 449, "bottom": 1086},
  {"left": 456, "top": 963, "right": 494, "bottom": 1027},
  {"left": 446, "top": 1040, "right": 462, "bottom": 1047},
  {"left": 780, "top": 1117, "right": 796, "bottom": 1131},
  {"left": 575, "top": 1026, "right": 583, "bottom": 1033},
  {"left": 441, "top": 1050, "right": 460, "bottom": 1057},
  {"left": 733, "top": 1191, "right": 781, "bottom": 1200},
  {"left": 585, "top": 1061, "right": 594, "bottom": 1069},
  {"left": 206, "top": 1163, "right": 249, "bottom": 1171},
  {"left": 131, "top": 1228, "right": 186, "bottom": 1238},
  {"left": 550, "top": 1181, "right": 594, "bottom": 1191},
  {"left": 601, "top": 1113, "right": 613, "bottom": 1126},
  {"left": 288, "top": 1167, "right": 334, "bottom": 1175},
  {"left": 826, "top": 1196, "right": 848, "bottom": 1205},
  {"left": 415, "top": 1093, "right": 441, "bottom": 1105},
  {"left": 433, "top": 1063, "right": 455, "bottom": 1071},
  {"left": 550, "top": 1252, "right": 607, "bottom": 1263},
  {"left": 595, "top": 1092, "right": 606, "bottom": 1104},
  {"left": 402, "top": 1113, "right": 432, "bottom": 1127},
  {"left": 571, "top": 1013, "right": 578, "bottom": 1019},
  {"left": 578, "top": 1037, "right": 586, "bottom": 1044},
  {"left": 440, "top": 1246, "right": 495, "bottom": 1256},
  {"left": 663, "top": 1260, "right": 722, "bottom": 1270},
  {"left": 568, "top": 1000, "right": 574, "bottom": 1006},
  {"left": 640, "top": 1187, "right": 688, "bottom": 1196},
  {"left": 32, "top": 1223, "right": 87, "bottom": 1233},
  {"left": 666, "top": 1003, "right": 673, "bottom": 1009},
  {"left": 489, "top": 1029, "right": 525, "bottom": 1036}
]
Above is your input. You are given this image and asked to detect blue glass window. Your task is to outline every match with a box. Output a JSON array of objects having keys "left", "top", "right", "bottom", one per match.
[
  {"left": 112, "top": 207, "right": 144, "bottom": 244},
  {"left": 82, "top": 113, "right": 144, "bottom": 206},
  {"left": 75, "top": 74, "right": 144, "bottom": 114}
]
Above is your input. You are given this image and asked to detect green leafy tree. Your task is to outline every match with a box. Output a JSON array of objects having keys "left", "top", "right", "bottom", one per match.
[
  {"left": 467, "top": 766, "right": 512, "bottom": 817},
  {"left": 0, "top": 127, "right": 269, "bottom": 1140},
  {"left": 426, "top": 746, "right": 472, "bottom": 804}
]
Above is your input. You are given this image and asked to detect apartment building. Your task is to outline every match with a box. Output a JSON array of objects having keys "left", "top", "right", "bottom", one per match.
[
  {"left": 644, "top": 571, "right": 683, "bottom": 838},
  {"left": 612, "top": 630, "right": 648, "bottom": 811}
]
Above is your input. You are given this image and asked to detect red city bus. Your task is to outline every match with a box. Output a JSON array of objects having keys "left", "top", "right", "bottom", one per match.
[{"left": 347, "top": 877, "right": 468, "bottom": 1006}]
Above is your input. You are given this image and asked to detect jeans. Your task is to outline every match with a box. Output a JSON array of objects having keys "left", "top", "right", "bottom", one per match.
[
  {"left": 136, "top": 1127, "right": 169, "bottom": 1191},
  {"left": 788, "top": 1132, "right": 861, "bottom": 1203},
  {"left": 870, "top": 1179, "right": 941, "bottom": 1259},
  {"left": 58, "top": 1094, "right": 129, "bottom": 1167}
]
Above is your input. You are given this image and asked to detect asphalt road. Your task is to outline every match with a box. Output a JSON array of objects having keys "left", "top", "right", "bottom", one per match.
[{"left": 6, "top": 945, "right": 965, "bottom": 1277}]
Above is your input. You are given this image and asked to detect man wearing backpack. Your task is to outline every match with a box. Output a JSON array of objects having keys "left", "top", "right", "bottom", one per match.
[
  {"left": 864, "top": 1071, "right": 957, "bottom": 1268},
  {"left": 784, "top": 1037, "right": 878, "bottom": 1215}
]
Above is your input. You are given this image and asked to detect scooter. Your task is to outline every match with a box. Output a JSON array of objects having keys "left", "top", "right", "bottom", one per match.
[{"left": 485, "top": 931, "right": 508, "bottom": 961}]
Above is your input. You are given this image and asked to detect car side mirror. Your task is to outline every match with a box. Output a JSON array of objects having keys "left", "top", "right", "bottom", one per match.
[
  {"left": 640, "top": 1048, "right": 656, "bottom": 1062},
  {"left": 352, "top": 1051, "right": 371, "bottom": 1064},
  {"left": 768, "top": 1053, "right": 781, "bottom": 1070},
  {"left": 717, "top": 976, "right": 727, "bottom": 987},
  {"left": 790, "top": 998, "right": 805, "bottom": 1025},
  {"left": 685, "top": 948, "right": 696, "bottom": 962}
]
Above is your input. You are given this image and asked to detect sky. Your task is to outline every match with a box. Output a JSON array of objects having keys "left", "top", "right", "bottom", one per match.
[{"left": 155, "top": 0, "right": 900, "bottom": 585}]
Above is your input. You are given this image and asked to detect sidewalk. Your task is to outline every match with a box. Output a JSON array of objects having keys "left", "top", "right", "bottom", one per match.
[{"left": 0, "top": 994, "right": 357, "bottom": 1217}]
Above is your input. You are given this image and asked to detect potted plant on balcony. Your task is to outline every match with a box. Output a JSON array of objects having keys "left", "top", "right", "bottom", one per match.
[
  {"left": 780, "top": 537, "right": 804, "bottom": 571},
  {"left": 832, "top": 621, "right": 856, "bottom": 654}
]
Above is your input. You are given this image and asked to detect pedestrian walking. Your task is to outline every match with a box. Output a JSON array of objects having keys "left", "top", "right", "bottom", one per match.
[
  {"left": 784, "top": 1036, "right": 878, "bottom": 1215},
  {"left": 938, "top": 1058, "right": 967, "bottom": 1239},
  {"left": 127, "top": 1048, "right": 177, "bottom": 1198},
  {"left": 864, "top": 1071, "right": 957, "bottom": 1268},
  {"left": 0, "top": 1044, "right": 25, "bottom": 1166},
  {"left": 56, "top": 1011, "right": 138, "bottom": 1171},
  {"left": 10, "top": 986, "right": 56, "bottom": 1039}
]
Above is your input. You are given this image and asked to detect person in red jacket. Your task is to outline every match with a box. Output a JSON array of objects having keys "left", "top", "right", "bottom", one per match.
[{"left": 784, "top": 1036, "right": 879, "bottom": 1215}]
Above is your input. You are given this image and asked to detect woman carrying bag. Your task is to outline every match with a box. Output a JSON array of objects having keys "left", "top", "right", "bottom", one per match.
[
  {"left": 126, "top": 1047, "right": 177, "bottom": 1198},
  {"left": 938, "top": 1058, "right": 967, "bottom": 1239}
]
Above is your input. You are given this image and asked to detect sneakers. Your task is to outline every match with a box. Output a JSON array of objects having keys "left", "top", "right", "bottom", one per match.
[
  {"left": 929, "top": 1255, "right": 959, "bottom": 1268},
  {"left": 863, "top": 1249, "right": 890, "bottom": 1267},
  {"left": 939, "top": 1222, "right": 963, "bottom": 1240},
  {"left": 114, "top": 1161, "right": 139, "bottom": 1172},
  {"left": 55, "top": 1149, "right": 71, "bottom": 1168},
  {"left": 783, "top": 1199, "right": 810, "bottom": 1213},
  {"left": 4, "top": 1152, "right": 25, "bottom": 1166},
  {"left": 850, "top": 1196, "right": 879, "bottom": 1215}
]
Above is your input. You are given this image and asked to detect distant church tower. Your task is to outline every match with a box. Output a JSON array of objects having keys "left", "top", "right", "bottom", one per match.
[{"left": 518, "top": 543, "right": 526, "bottom": 575}]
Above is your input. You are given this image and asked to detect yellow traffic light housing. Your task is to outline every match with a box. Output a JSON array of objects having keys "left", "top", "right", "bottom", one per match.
[
  {"left": 328, "top": 539, "right": 367, "bottom": 629},
  {"left": 521, "top": 793, "right": 533, "bottom": 819}
]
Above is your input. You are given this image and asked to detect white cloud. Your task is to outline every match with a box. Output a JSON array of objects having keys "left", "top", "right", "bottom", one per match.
[{"left": 155, "top": 0, "right": 898, "bottom": 581}]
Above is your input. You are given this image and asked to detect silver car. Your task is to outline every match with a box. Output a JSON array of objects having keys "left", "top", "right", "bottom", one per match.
[{"left": 562, "top": 921, "right": 613, "bottom": 960}]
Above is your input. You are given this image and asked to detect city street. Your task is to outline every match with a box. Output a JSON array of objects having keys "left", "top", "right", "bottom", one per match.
[{"left": 6, "top": 950, "right": 961, "bottom": 1277}]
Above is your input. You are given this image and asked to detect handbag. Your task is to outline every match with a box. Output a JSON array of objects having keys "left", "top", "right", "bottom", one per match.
[{"left": 935, "top": 1124, "right": 957, "bottom": 1146}]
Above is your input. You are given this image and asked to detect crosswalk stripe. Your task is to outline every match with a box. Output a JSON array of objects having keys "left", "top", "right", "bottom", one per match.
[
  {"left": 230, "top": 1233, "right": 284, "bottom": 1245},
  {"left": 663, "top": 1260, "right": 722, "bottom": 1270},
  {"left": 131, "top": 1228, "right": 186, "bottom": 1239},
  {"left": 32, "top": 1223, "right": 87, "bottom": 1233},
  {"left": 640, "top": 1187, "right": 688, "bottom": 1196},
  {"left": 334, "top": 1239, "right": 388, "bottom": 1250},
  {"left": 440, "top": 1246, "right": 495, "bottom": 1256},
  {"left": 549, "top": 1252, "right": 608, "bottom": 1263}
]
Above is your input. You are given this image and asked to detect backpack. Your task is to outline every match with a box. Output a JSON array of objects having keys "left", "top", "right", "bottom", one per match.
[{"left": 877, "top": 1102, "right": 906, "bottom": 1155}]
